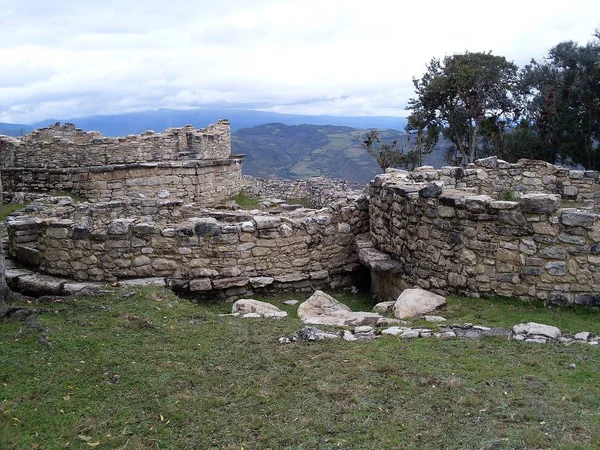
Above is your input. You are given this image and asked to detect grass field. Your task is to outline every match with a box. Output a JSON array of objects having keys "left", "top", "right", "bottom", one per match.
[{"left": 2, "top": 288, "right": 600, "bottom": 449}]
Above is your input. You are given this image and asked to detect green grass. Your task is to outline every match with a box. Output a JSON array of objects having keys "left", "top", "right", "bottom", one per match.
[
  {"left": 231, "top": 192, "right": 262, "bottom": 210},
  {"left": 287, "top": 197, "right": 310, "bottom": 208},
  {"left": 2, "top": 289, "right": 600, "bottom": 449},
  {"left": 0, "top": 203, "right": 29, "bottom": 222}
]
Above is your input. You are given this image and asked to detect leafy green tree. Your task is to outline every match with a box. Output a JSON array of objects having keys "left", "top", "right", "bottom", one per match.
[
  {"left": 519, "top": 30, "right": 600, "bottom": 169},
  {"left": 407, "top": 52, "right": 521, "bottom": 165}
]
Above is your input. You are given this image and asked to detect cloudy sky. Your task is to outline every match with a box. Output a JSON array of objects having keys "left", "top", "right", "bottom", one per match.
[{"left": 1, "top": 0, "right": 598, "bottom": 124}]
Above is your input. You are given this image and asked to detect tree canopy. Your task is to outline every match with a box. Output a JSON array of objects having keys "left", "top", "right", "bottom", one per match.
[
  {"left": 407, "top": 52, "right": 521, "bottom": 166},
  {"left": 404, "top": 29, "right": 600, "bottom": 170}
]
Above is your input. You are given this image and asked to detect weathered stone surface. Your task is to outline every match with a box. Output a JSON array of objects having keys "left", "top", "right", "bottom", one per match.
[
  {"left": 298, "top": 290, "right": 351, "bottom": 320},
  {"left": 232, "top": 299, "right": 287, "bottom": 318},
  {"left": 519, "top": 194, "right": 560, "bottom": 214},
  {"left": 248, "top": 276, "right": 274, "bottom": 288},
  {"left": 560, "top": 210, "right": 598, "bottom": 229},
  {"left": 419, "top": 183, "right": 443, "bottom": 198},
  {"left": 393, "top": 288, "right": 446, "bottom": 319},
  {"left": 512, "top": 322, "right": 561, "bottom": 339},
  {"left": 298, "top": 290, "right": 382, "bottom": 327},
  {"left": 189, "top": 278, "right": 212, "bottom": 291},
  {"left": 194, "top": 218, "right": 221, "bottom": 237},
  {"left": 372, "top": 301, "right": 395, "bottom": 314}
]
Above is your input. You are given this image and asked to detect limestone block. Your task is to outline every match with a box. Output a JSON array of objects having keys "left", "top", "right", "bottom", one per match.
[
  {"left": 107, "top": 218, "right": 135, "bottom": 235},
  {"left": 561, "top": 210, "right": 598, "bottom": 229},
  {"left": 254, "top": 216, "right": 282, "bottom": 230},
  {"left": 519, "top": 194, "right": 560, "bottom": 214},
  {"left": 248, "top": 276, "right": 274, "bottom": 288},
  {"left": 189, "top": 278, "right": 212, "bottom": 291},
  {"left": 232, "top": 299, "right": 287, "bottom": 318},
  {"left": 194, "top": 218, "right": 221, "bottom": 237},
  {"left": 545, "top": 261, "right": 566, "bottom": 276},
  {"left": 393, "top": 288, "right": 446, "bottom": 319}
]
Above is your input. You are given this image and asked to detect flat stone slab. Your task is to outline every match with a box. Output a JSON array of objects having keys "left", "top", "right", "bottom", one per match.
[
  {"left": 303, "top": 311, "right": 382, "bottom": 327},
  {"left": 232, "top": 299, "right": 287, "bottom": 319},
  {"left": 118, "top": 277, "right": 166, "bottom": 287}
]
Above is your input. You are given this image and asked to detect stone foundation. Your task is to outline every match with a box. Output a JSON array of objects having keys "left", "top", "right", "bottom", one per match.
[
  {"left": 7, "top": 196, "right": 370, "bottom": 299},
  {"left": 368, "top": 170, "right": 600, "bottom": 304}
]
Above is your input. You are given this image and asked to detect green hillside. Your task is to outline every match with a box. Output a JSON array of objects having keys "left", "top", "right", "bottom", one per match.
[{"left": 232, "top": 123, "right": 409, "bottom": 183}]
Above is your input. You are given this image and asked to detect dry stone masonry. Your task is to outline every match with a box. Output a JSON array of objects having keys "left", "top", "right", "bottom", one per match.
[
  {"left": 3, "top": 120, "right": 600, "bottom": 305},
  {"left": 367, "top": 160, "right": 600, "bottom": 305},
  {"left": 0, "top": 120, "right": 243, "bottom": 206},
  {"left": 7, "top": 195, "right": 369, "bottom": 300}
]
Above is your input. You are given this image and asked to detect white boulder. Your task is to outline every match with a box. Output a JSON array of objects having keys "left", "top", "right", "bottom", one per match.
[{"left": 393, "top": 288, "right": 446, "bottom": 319}]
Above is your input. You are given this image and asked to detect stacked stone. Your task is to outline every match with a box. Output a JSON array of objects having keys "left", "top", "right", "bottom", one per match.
[
  {"left": 402, "top": 157, "right": 600, "bottom": 205},
  {"left": 241, "top": 175, "right": 365, "bottom": 208},
  {"left": 369, "top": 174, "right": 600, "bottom": 304},
  {"left": 1, "top": 120, "right": 241, "bottom": 206},
  {"left": 0, "top": 120, "right": 231, "bottom": 169},
  {"left": 7, "top": 197, "right": 370, "bottom": 299}
]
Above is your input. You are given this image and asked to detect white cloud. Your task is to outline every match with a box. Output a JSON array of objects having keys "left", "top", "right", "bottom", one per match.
[{"left": 0, "top": 0, "right": 598, "bottom": 123}]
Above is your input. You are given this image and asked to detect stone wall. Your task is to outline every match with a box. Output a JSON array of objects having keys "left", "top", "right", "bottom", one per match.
[
  {"left": 242, "top": 176, "right": 365, "bottom": 208},
  {"left": 0, "top": 120, "right": 232, "bottom": 168},
  {"left": 3, "top": 159, "right": 243, "bottom": 205},
  {"left": 403, "top": 157, "right": 600, "bottom": 206},
  {"left": 368, "top": 171, "right": 600, "bottom": 305},
  {"left": 1, "top": 120, "right": 243, "bottom": 206},
  {"left": 7, "top": 196, "right": 370, "bottom": 299}
]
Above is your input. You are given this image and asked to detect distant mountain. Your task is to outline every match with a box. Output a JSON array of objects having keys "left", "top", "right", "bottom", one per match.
[
  {"left": 0, "top": 108, "right": 407, "bottom": 137},
  {"left": 233, "top": 123, "right": 447, "bottom": 183},
  {"left": 0, "top": 123, "right": 32, "bottom": 137}
]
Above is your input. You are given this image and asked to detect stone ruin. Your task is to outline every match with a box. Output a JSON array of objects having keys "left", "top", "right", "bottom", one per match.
[
  {"left": 0, "top": 120, "right": 243, "bottom": 205},
  {"left": 2, "top": 121, "right": 600, "bottom": 307}
]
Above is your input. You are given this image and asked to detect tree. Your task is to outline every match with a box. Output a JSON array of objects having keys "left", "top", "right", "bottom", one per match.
[
  {"left": 407, "top": 52, "right": 521, "bottom": 165},
  {"left": 358, "top": 129, "right": 431, "bottom": 172},
  {"left": 519, "top": 31, "right": 600, "bottom": 169}
]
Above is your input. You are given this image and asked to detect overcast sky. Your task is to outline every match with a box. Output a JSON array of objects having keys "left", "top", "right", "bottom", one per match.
[{"left": 1, "top": 0, "right": 598, "bottom": 124}]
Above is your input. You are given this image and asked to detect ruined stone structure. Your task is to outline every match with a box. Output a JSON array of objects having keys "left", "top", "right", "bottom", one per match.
[
  {"left": 242, "top": 176, "right": 365, "bottom": 208},
  {"left": 364, "top": 159, "right": 600, "bottom": 305},
  {"left": 3, "top": 123, "right": 600, "bottom": 306},
  {"left": 0, "top": 120, "right": 243, "bottom": 205},
  {"left": 7, "top": 196, "right": 369, "bottom": 299}
]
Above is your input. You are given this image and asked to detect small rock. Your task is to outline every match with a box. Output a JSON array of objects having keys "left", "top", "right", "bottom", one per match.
[
  {"left": 394, "top": 288, "right": 446, "bottom": 319},
  {"left": 524, "top": 338, "right": 547, "bottom": 344},
  {"left": 372, "top": 301, "right": 395, "bottom": 314},
  {"left": 342, "top": 330, "right": 357, "bottom": 341},
  {"left": 574, "top": 331, "right": 590, "bottom": 341},
  {"left": 568, "top": 363, "right": 577, "bottom": 369},
  {"left": 472, "top": 325, "right": 491, "bottom": 331},
  {"left": 512, "top": 322, "right": 561, "bottom": 339},
  {"left": 292, "top": 326, "right": 339, "bottom": 341},
  {"left": 381, "top": 327, "right": 406, "bottom": 336},
  {"left": 282, "top": 300, "right": 299, "bottom": 306},
  {"left": 400, "top": 330, "right": 419, "bottom": 339},
  {"left": 232, "top": 299, "right": 288, "bottom": 319},
  {"left": 376, "top": 318, "right": 406, "bottom": 327},
  {"left": 435, "top": 331, "right": 456, "bottom": 339},
  {"left": 277, "top": 337, "right": 292, "bottom": 345},
  {"left": 354, "top": 326, "right": 376, "bottom": 340},
  {"left": 424, "top": 315, "right": 447, "bottom": 322}
]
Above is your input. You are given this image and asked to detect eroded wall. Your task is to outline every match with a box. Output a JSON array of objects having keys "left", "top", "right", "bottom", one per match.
[
  {"left": 1, "top": 120, "right": 242, "bottom": 206},
  {"left": 0, "top": 120, "right": 232, "bottom": 168},
  {"left": 7, "top": 197, "right": 370, "bottom": 298},
  {"left": 369, "top": 171, "right": 600, "bottom": 305}
]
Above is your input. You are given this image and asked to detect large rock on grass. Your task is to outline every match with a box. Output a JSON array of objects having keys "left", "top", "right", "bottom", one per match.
[
  {"left": 298, "top": 290, "right": 382, "bottom": 327},
  {"left": 393, "top": 288, "right": 446, "bottom": 319},
  {"left": 232, "top": 299, "right": 287, "bottom": 318}
]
